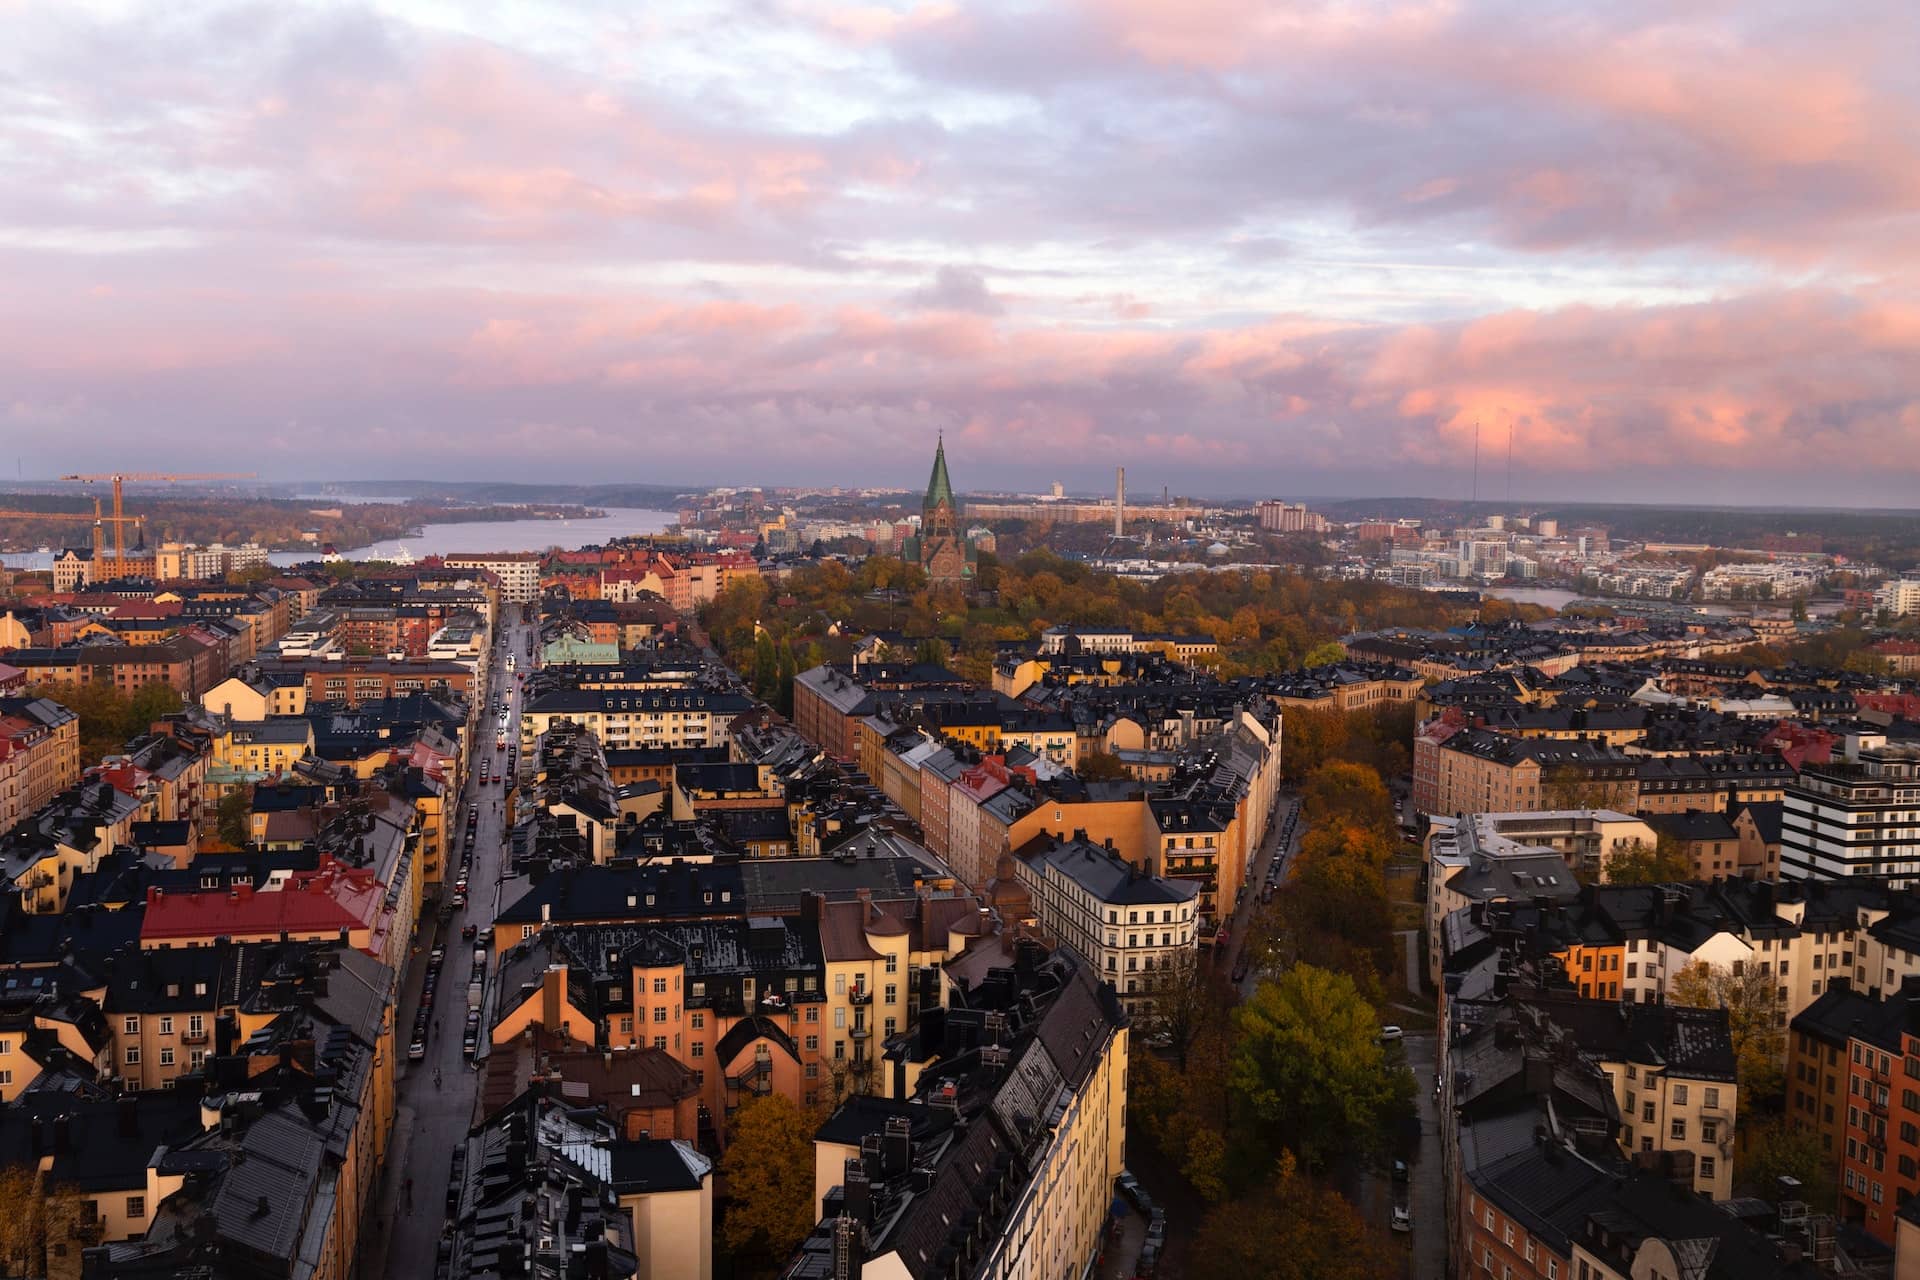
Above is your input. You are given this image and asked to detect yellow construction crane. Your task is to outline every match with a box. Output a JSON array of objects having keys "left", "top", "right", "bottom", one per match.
[
  {"left": 59, "top": 472, "right": 256, "bottom": 578},
  {"left": 0, "top": 500, "right": 142, "bottom": 568}
]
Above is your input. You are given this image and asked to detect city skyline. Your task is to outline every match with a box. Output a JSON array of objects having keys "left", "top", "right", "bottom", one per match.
[{"left": 5, "top": 2, "right": 1919, "bottom": 503}]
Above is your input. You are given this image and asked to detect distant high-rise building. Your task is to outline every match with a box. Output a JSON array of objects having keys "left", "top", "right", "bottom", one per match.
[{"left": 1257, "top": 500, "right": 1326, "bottom": 534}]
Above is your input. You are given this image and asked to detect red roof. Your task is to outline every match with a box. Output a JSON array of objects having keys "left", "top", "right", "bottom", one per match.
[{"left": 140, "top": 859, "right": 387, "bottom": 949}]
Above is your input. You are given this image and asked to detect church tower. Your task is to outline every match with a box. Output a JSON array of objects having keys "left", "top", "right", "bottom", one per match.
[{"left": 919, "top": 434, "right": 968, "bottom": 589}]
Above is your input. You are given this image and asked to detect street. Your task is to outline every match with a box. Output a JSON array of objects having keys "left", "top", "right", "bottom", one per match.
[
  {"left": 368, "top": 606, "right": 536, "bottom": 1280},
  {"left": 1353, "top": 1029, "right": 1447, "bottom": 1280}
]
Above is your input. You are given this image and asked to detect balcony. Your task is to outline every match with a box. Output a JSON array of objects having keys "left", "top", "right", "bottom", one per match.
[
  {"left": 181, "top": 1029, "right": 208, "bottom": 1046},
  {"left": 850, "top": 1022, "right": 870, "bottom": 1040},
  {"left": 849, "top": 987, "right": 873, "bottom": 1006}
]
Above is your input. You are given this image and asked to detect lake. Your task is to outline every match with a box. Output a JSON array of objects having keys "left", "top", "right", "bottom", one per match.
[
  {"left": 267, "top": 506, "right": 679, "bottom": 566},
  {"left": 0, "top": 506, "right": 678, "bottom": 572}
]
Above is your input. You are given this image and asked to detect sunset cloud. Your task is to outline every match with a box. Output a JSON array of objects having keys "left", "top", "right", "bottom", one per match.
[{"left": 1, "top": 0, "right": 1916, "bottom": 500}]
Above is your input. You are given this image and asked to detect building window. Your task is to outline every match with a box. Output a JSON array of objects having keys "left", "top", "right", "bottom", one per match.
[
  {"left": 653, "top": 1007, "right": 667, "bottom": 1023},
  {"left": 1700, "top": 1156, "right": 1716, "bottom": 1181},
  {"left": 691, "top": 1013, "right": 704, "bottom": 1029},
  {"left": 834, "top": 1008, "right": 846, "bottom": 1028},
  {"left": 1671, "top": 1119, "right": 1687, "bottom": 1141},
  {"left": 885, "top": 954, "right": 898, "bottom": 974},
  {"left": 158, "top": 1017, "right": 173, "bottom": 1035},
  {"left": 1673, "top": 1084, "right": 1688, "bottom": 1105},
  {"left": 123, "top": 1016, "right": 140, "bottom": 1035},
  {"left": 159, "top": 1047, "right": 175, "bottom": 1067},
  {"left": 653, "top": 977, "right": 668, "bottom": 994},
  {"left": 884, "top": 983, "right": 897, "bottom": 1005},
  {"left": 691, "top": 1043, "right": 704, "bottom": 1058},
  {"left": 125, "top": 1047, "right": 140, "bottom": 1065}
]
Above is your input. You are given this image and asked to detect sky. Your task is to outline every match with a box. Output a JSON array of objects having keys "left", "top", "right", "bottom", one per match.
[{"left": 4, "top": 1, "right": 1920, "bottom": 504}]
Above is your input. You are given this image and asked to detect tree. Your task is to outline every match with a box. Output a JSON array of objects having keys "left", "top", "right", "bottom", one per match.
[
  {"left": 1740, "top": 1116, "right": 1834, "bottom": 1208},
  {"left": 125, "top": 681, "right": 182, "bottom": 735},
  {"left": 1076, "top": 750, "right": 1128, "bottom": 782},
  {"left": 1603, "top": 835, "right": 1691, "bottom": 885},
  {"left": 1301, "top": 641, "right": 1347, "bottom": 668},
  {"left": 1141, "top": 948, "right": 1225, "bottom": 1071},
  {"left": 216, "top": 787, "right": 254, "bottom": 850},
  {"left": 1671, "top": 960, "right": 1785, "bottom": 1103},
  {"left": 1230, "top": 966, "right": 1414, "bottom": 1172},
  {"left": 0, "top": 1164, "right": 48, "bottom": 1276},
  {"left": 719, "top": 1094, "right": 818, "bottom": 1268},
  {"left": 1190, "top": 1150, "right": 1400, "bottom": 1280},
  {"left": 1300, "top": 761, "right": 1396, "bottom": 836}
]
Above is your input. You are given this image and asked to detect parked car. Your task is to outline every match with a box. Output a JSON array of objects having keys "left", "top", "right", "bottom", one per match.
[
  {"left": 461, "top": 923, "right": 478, "bottom": 941},
  {"left": 1392, "top": 1159, "right": 1409, "bottom": 1185},
  {"left": 408, "top": 1038, "right": 427, "bottom": 1061},
  {"left": 1391, "top": 1204, "right": 1412, "bottom": 1233},
  {"left": 1379, "top": 1025, "right": 1404, "bottom": 1043},
  {"left": 1115, "top": 1173, "right": 1142, "bottom": 1206},
  {"left": 1144, "top": 1209, "right": 1165, "bottom": 1248},
  {"left": 1134, "top": 1243, "right": 1159, "bottom": 1278}
]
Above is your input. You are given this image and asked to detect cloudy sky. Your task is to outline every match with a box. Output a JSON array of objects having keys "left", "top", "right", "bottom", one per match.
[{"left": 5, "top": 1, "right": 1919, "bottom": 502}]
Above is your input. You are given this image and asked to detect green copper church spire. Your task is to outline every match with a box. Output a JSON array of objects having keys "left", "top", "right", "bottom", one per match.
[{"left": 924, "top": 432, "right": 956, "bottom": 512}]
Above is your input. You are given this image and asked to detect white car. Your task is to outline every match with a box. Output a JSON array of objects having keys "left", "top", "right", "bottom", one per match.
[
  {"left": 1379, "top": 1025, "right": 1404, "bottom": 1043},
  {"left": 1391, "top": 1204, "right": 1412, "bottom": 1233}
]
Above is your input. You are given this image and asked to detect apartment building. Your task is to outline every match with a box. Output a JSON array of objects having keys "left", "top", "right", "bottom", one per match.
[
  {"left": 1789, "top": 980, "right": 1879, "bottom": 1165},
  {"left": 520, "top": 687, "right": 754, "bottom": 756},
  {"left": 1011, "top": 830, "right": 1200, "bottom": 1016},
  {"left": 1783, "top": 743, "right": 1920, "bottom": 886},
  {"left": 3, "top": 633, "right": 226, "bottom": 700},
  {"left": 78, "top": 946, "right": 396, "bottom": 1280},
  {"left": 1423, "top": 812, "right": 1627, "bottom": 982},
  {"left": 445, "top": 551, "right": 544, "bottom": 603},
  {"left": 785, "top": 946, "right": 1129, "bottom": 1280},
  {"left": 0, "top": 695, "right": 82, "bottom": 815},
  {"left": 1259, "top": 661, "right": 1424, "bottom": 713},
  {"left": 253, "top": 655, "right": 475, "bottom": 708},
  {"left": 1530, "top": 994, "right": 1740, "bottom": 1199},
  {"left": 443, "top": 1088, "right": 659, "bottom": 1280},
  {"left": 491, "top": 890, "right": 977, "bottom": 1134},
  {"left": 1414, "top": 720, "right": 1639, "bottom": 819},
  {"left": 153, "top": 541, "right": 270, "bottom": 581}
]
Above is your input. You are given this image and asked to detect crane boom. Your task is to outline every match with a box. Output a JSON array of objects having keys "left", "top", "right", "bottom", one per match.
[{"left": 56, "top": 472, "right": 256, "bottom": 577}]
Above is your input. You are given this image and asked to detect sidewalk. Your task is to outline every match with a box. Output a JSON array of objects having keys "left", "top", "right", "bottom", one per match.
[{"left": 361, "top": 1102, "right": 418, "bottom": 1280}]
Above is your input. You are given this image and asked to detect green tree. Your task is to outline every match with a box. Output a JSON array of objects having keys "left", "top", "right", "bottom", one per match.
[
  {"left": 1076, "top": 750, "right": 1129, "bottom": 782},
  {"left": 1602, "top": 835, "right": 1691, "bottom": 885},
  {"left": 124, "top": 682, "right": 182, "bottom": 737},
  {"left": 1190, "top": 1150, "right": 1400, "bottom": 1280},
  {"left": 1301, "top": 641, "right": 1347, "bottom": 668},
  {"left": 1671, "top": 960, "right": 1785, "bottom": 1103},
  {"left": 1230, "top": 966, "right": 1414, "bottom": 1172},
  {"left": 1739, "top": 1116, "right": 1834, "bottom": 1208},
  {"left": 719, "top": 1094, "right": 818, "bottom": 1268},
  {"left": 216, "top": 787, "right": 254, "bottom": 850}
]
